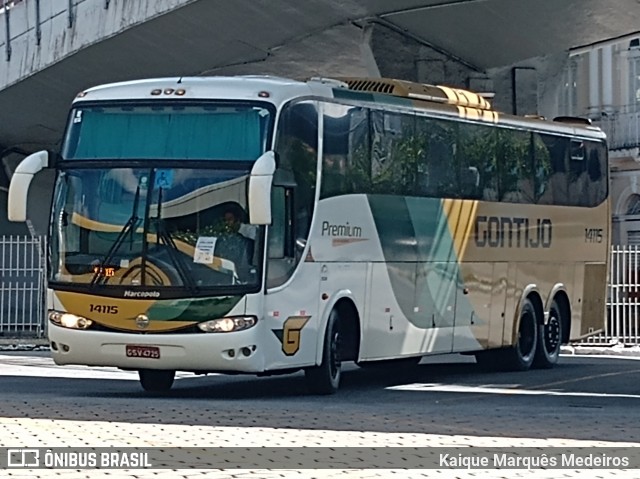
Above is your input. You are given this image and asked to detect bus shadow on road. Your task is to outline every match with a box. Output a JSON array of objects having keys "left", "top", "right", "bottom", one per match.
[{"left": 84, "top": 359, "right": 547, "bottom": 400}]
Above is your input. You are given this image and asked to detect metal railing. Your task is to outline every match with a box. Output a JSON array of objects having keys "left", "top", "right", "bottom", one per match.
[
  {"left": 0, "top": 235, "right": 46, "bottom": 338},
  {"left": 579, "top": 245, "right": 640, "bottom": 346},
  {"left": 1, "top": 0, "right": 97, "bottom": 62},
  {"left": 594, "top": 105, "right": 640, "bottom": 151}
]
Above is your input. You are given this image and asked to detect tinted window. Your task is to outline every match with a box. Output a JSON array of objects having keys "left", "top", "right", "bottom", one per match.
[
  {"left": 321, "top": 104, "right": 370, "bottom": 197},
  {"left": 63, "top": 103, "right": 273, "bottom": 161},
  {"left": 317, "top": 102, "right": 607, "bottom": 207}
]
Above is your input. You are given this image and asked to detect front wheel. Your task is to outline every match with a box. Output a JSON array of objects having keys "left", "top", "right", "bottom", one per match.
[
  {"left": 304, "top": 310, "right": 341, "bottom": 394},
  {"left": 138, "top": 369, "right": 175, "bottom": 393},
  {"left": 533, "top": 299, "right": 563, "bottom": 369}
]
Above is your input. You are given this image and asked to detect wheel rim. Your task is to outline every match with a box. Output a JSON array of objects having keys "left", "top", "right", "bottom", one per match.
[
  {"left": 518, "top": 309, "right": 536, "bottom": 361},
  {"left": 544, "top": 311, "right": 561, "bottom": 354}
]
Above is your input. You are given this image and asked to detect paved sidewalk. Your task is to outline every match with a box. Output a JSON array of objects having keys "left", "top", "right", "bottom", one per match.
[{"left": 1, "top": 416, "right": 639, "bottom": 479}]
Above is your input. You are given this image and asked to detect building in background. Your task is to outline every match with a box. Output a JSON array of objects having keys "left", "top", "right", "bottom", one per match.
[{"left": 558, "top": 38, "right": 640, "bottom": 245}]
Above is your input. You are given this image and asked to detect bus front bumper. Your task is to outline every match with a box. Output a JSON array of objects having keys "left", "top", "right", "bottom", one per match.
[{"left": 48, "top": 322, "right": 265, "bottom": 373}]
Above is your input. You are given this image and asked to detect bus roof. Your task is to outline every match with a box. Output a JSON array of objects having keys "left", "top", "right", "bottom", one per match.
[
  {"left": 73, "top": 75, "right": 606, "bottom": 140},
  {"left": 74, "top": 76, "right": 331, "bottom": 109}
]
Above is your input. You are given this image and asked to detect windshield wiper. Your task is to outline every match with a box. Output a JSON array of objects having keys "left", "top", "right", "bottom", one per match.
[
  {"left": 90, "top": 185, "right": 141, "bottom": 286},
  {"left": 153, "top": 187, "right": 199, "bottom": 294}
]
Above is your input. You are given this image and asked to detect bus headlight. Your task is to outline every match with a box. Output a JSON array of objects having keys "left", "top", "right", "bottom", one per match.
[
  {"left": 49, "top": 311, "right": 93, "bottom": 330},
  {"left": 197, "top": 316, "right": 257, "bottom": 333}
]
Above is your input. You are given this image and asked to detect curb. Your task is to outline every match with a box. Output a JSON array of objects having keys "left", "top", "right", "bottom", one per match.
[
  {"left": 562, "top": 345, "right": 640, "bottom": 357},
  {"left": 0, "top": 338, "right": 50, "bottom": 351}
]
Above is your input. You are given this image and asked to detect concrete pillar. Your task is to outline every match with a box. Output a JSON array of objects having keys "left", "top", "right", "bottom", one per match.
[
  {"left": 602, "top": 45, "right": 614, "bottom": 113},
  {"left": 360, "top": 25, "right": 381, "bottom": 78},
  {"left": 588, "top": 49, "right": 600, "bottom": 117}
]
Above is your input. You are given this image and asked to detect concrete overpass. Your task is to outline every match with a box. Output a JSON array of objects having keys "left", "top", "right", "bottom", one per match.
[{"left": 2, "top": 0, "right": 640, "bottom": 233}]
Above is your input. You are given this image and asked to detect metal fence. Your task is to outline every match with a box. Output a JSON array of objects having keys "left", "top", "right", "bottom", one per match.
[
  {"left": 578, "top": 245, "right": 640, "bottom": 346},
  {"left": 0, "top": 235, "right": 46, "bottom": 338},
  {"left": 0, "top": 236, "right": 640, "bottom": 346}
]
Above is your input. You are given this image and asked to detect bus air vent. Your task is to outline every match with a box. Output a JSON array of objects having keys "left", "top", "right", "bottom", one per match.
[
  {"left": 553, "top": 116, "right": 592, "bottom": 125},
  {"left": 338, "top": 77, "right": 493, "bottom": 111}
]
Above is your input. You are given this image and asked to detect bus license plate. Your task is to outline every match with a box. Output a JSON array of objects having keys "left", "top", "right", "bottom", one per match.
[{"left": 126, "top": 345, "right": 160, "bottom": 359}]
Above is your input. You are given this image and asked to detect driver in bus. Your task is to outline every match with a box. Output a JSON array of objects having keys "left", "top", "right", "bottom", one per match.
[
  {"left": 222, "top": 209, "right": 257, "bottom": 241},
  {"left": 213, "top": 207, "right": 257, "bottom": 280}
]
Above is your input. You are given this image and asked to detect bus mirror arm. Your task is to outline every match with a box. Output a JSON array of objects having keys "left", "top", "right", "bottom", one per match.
[
  {"left": 7, "top": 150, "right": 50, "bottom": 222},
  {"left": 248, "top": 151, "right": 276, "bottom": 225}
]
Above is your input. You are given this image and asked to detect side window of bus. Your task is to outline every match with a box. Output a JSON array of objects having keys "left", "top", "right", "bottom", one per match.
[
  {"left": 370, "top": 110, "right": 417, "bottom": 194},
  {"left": 536, "top": 134, "right": 569, "bottom": 206},
  {"left": 531, "top": 135, "right": 606, "bottom": 207},
  {"left": 269, "top": 101, "right": 318, "bottom": 288},
  {"left": 496, "top": 129, "right": 534, "bottom": 203},
  {"left": 568, "top": 140, "right": 589, "bottom": 206},
  {"left": 584, "top": 141, "right": 607, "bottom": 206},
  {"left": 268, "top": 186, "right": 288, "bottom": 259},
  {"left": 414, "top": 116, "right": 457, "bottom": 198},
  {"left": 320, "top": 104, "right": 370, "bottom": 197},
  {"left": 457, "top": 122, "right": 493, "bottom": 200}
]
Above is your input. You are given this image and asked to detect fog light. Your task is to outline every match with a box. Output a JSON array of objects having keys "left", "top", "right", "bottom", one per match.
[{"left": 241, "top": 347, "right": 251, "bottom": 357}]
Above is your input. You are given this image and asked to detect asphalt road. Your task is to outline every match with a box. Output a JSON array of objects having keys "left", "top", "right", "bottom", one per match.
[{"left": 1, "top": 352, "right": 639, "bottom": 478}]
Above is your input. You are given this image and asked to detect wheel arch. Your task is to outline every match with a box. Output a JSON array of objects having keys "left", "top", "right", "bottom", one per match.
[{"left": 314, "top": 291, "right": 362, "bottom": 365}]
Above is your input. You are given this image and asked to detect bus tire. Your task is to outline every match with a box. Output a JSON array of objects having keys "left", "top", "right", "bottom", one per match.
[
  {"left": 304, "top": 309, "right": 341, "bottom": 395},
  {"left": 138, "top": 369, "right": 175, "bottom": 393},
  {"left": 501, "top": 298, "right": 539, "bottom": 371},
  {"left": 533, "top": 299, "right": 563, "bottom": 369}
]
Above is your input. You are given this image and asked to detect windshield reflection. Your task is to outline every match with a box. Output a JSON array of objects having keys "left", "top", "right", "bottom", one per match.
[{"left": 50, "top": 167, "right": 262, "bottom": 293}]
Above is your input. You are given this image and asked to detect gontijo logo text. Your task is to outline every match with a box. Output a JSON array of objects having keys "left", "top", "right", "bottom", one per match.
[{"left": 474, "top": 216, "right": 552, "bottom": 248}]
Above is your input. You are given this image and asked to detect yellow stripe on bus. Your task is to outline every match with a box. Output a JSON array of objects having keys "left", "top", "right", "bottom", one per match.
[{"left": 442, "top": 199, "right": 478, "bottom": 263}]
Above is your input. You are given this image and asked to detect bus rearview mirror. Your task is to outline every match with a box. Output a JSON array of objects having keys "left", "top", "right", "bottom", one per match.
[
  {"left": 7, "top": 150, "right": 50, "bottom": 222},
  {"left": 248, "top": 151, "right": 276, "bottom": 225}
]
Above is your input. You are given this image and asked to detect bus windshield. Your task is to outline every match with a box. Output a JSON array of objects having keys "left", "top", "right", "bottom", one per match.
[
  {"left": 50, "top": 167, "right": 262, "bottom": 294},
  {"left": 62, "top": 102, "right": 273, "bottom": 161}
]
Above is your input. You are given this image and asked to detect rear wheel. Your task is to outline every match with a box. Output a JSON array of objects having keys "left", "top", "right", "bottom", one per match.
[
  {"left": 305, "top": 309, "right": 341, "bottom": 394},
  {"left": 502, "top": 298, "right": 539, "bottom": 371},
  {"left": 533, "top": 299, "right": 563, "bottom": 369},
  {"left": 138, "top": 369, "right": 175, "bottom": 393}
]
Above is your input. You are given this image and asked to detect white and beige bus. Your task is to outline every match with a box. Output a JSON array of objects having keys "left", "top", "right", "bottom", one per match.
[{"left": 8, "top": 76, "right": 609, "bottom": 394}]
